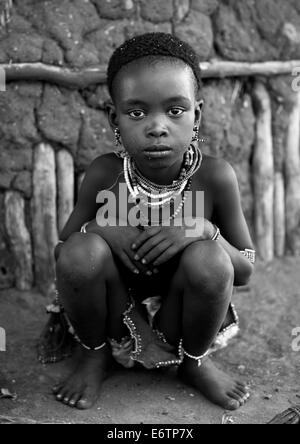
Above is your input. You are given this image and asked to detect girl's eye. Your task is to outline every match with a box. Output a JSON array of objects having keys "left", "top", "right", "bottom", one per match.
[
  {"left": 129, "top": 110, "right": 145, "bottom": 118},
  {"left": 168, "top": 108, "right": 185, "bottom": 117}
]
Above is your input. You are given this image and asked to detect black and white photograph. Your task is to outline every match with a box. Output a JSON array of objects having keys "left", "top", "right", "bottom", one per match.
[{"left": 0, "top": 0, "right": 299, "bottom": 427}]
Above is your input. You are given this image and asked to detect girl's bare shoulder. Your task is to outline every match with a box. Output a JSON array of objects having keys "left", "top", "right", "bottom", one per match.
[
  {"left": 197, "top": 154, "right": 235, "bottom": 189},
  {"left": 85, "top": 152, "right": 123, "bottom": 190}
]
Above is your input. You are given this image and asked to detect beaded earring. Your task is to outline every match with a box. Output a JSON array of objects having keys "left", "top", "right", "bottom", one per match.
[
  {"left": 114, "top": 127, "right": 127, "bottom": 158},
  {"left": 192, "top": 125, "right": 199, "bottom": 142},
  {"left": 114, "top": 127, "right": 122, "bottom": 146},
  {"left": 192, "top": 126, "right": 205, "bottom": 143}
]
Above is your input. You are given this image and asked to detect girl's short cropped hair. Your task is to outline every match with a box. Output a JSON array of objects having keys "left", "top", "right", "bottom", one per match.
[{"left": 107, "top": 32, "right": 202, "bottom": 97}]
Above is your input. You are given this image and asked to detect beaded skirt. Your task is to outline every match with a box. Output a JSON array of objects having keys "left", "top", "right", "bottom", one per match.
[
  {"left": 37, "top": 289, "right": 239, "bottom": 369},
  {"left": 108, "top": 294, "right": 239, "bottom": 369}
]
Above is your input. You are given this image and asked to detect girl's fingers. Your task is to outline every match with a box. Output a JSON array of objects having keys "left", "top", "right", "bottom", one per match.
[
  {"left": 153, "top": 245, "right": 179, "bottom": 266},
  {"left": 131, "top": 226, "right": 161, "bottom": 250},
  {"left": 119, "top": 251, "right": 140, "bottom": 275},
  {"left": 142, "top": 240, "right": 172, "bottom": 265},
  {"left": 120, "top": 250, "right": 149, "bottom": 275},
  {"left": 131, "top": 231, "right": 150, "bottom": 251},
  {"left": 134, "top": 234, "right": 164, "bottom": 261}
]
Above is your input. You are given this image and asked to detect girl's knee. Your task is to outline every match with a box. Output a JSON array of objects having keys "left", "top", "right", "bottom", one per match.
[
  {"left": 57, "top": 232, "right": 113, "bottom": 281},
  {"left": 180, "top": 241, "right": 234, "bottom": 294}
]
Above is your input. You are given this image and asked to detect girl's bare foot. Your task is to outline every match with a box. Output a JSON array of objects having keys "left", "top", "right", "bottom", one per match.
[
  {"left": 178, "top": 357, "right": 250, "bottom": 410},
  {"left": 52, "top": 346, "right": 112, "bottom": 409}
]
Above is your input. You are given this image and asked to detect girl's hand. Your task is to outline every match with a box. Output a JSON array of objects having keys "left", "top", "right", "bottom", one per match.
[
  {"left": 131, "top": 218, "right": 214, "bottom": 267},
  {"left": 85, "top": 218, "right": 152, "bottom": 276}
]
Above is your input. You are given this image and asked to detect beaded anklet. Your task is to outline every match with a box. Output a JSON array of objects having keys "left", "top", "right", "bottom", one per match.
[
  {"left": 53, "top": 277, "right": 107, "bottom": 352},
  {"left": 76, "top": 340, "right": 106, "bottom": 352},
  {"left": 182, "top": 347, "right": 210, "bottom": 367},
  {"left": 64, "top": 313, "right": 107, "bottom": 352}
]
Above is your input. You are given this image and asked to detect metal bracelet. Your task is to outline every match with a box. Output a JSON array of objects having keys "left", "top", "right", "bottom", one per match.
[
  {"left": 80, "top": 221, "right": 90, "bottom": 233},
  {"left": 211, "top": 224, "right": 221, "bottom": 241}
]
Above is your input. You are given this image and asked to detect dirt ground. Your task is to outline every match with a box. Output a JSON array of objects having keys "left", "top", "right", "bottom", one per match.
[{"left": 0, "top": 256, "right": 299, "bottom": 424}]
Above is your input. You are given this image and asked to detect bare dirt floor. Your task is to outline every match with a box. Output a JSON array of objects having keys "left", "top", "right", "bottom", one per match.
[{"left": 0, "top": 256, "right": 299, "bottom": 424}]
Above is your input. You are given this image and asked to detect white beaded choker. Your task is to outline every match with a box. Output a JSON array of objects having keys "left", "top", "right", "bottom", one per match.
[{"left": 123, "top": 144, "right": 203, "bottom": 225}]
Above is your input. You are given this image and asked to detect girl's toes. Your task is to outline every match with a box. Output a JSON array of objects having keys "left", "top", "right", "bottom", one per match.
[
  {"left": 242, "top": 392, "right": 250, "bottom": 404},
  {"left": 52, "top": 384, "right": 62, "bottom": 394},
  {"left": 76, "top": 388, "right": 97, "bottom": 410},
  {"left": 69, "top": 393, "right": 81, "bottom": 407},
  {"left": 63, "top": 394, "right": 72, "bottom": 405},
  {"left": 225, "top": 398, "right": 240, "bottom": 411},
  {"left": 233, "top": 390, "right": 250, "bottom": 406},
  {"left": 234, "top": 387, "right": 247, "bottom": 398},
  {"left": 76, "top": 397, "right": 94, "bottom": 410},
  {"left": 56, "top": 388, "right": 67, "bottom": 401},
  {"left": 228, "top": 391, "right": 243, "bottom": 403},
  {"left": 236, "top": 382, "right": 248, "bottom": 392}
]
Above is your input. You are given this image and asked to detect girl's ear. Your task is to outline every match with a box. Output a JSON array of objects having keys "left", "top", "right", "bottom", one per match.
[
  {"left": 106, "top": 101, "right": 119, "bottom": 130},
  {"left": 194, "top": 99, "right": 204, "bottom": 126}
]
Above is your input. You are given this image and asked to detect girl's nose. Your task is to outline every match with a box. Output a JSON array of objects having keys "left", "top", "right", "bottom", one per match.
[{"left": 146, "top": 120, "right": 168, "bottom": 138}]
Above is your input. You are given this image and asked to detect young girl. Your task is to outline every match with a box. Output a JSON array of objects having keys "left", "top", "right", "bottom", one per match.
[{"left": 39, "top": 33, "right": 255, "bottom": 411}]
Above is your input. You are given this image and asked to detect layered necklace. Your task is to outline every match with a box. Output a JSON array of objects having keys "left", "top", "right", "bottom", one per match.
[{"left": 123, "top": 143, "right": 203, "bottom": 225}]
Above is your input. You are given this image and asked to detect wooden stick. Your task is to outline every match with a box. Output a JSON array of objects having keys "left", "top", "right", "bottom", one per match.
[
  {"left": 285, "top": 91, "right": 300, "bottom": 255},
  {"left": 57, "top": 150, "right": 74, "bottom": 233},
  {"left": 32, "top": 143, "right": 58, "bottom": 296},
  {"left": 252, "top": 82, "right": 274, "bottom": 262},
  {"left": 274, "top": 171, "right": 286, "bottom": 257},
  {"left": 4, "top": 190, "right": 33, "bottom": 290},
  {"left": 2, "top": 63, "right": 107, "bottom": 89},
  {"left": 199, "top": 60, "right": 300, "bottom": 78},
  {"left": 1, "top": 60, "right": 300, "bottom": 89},
  {"left": 0, "top": 0, "right": 13, "bottom": 31}
]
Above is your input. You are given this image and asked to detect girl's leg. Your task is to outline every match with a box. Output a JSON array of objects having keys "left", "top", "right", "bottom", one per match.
[
  {"left": 155, "top": 240, "right": 250, "bottom": 411},
  {"left": 53, "top": 232, "right": 130, "bottom": 409}
]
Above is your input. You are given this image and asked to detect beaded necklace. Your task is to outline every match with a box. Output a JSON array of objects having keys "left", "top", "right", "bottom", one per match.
[
  {"left": 123, "top": 143, "right": 203, "bottom": 225},
  {"left": 136, "top": 178, "right": 193, "bottom": 225}
]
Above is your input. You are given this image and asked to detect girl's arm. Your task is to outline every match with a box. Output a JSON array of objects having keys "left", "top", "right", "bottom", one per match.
[
  {"left": 54, "top": 154, "right": 121, "bottom": 260},
  {"left": 211, "top": 159, "right": 255, "bottom": 287}
]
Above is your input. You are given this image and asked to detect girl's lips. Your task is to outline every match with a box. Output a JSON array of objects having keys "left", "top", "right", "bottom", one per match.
[
  {"left": 144, "top": 150, "right": 172, "bottom": 158},
  {"left": 144, "top": 146, "right": 173, "bottom": 158}
]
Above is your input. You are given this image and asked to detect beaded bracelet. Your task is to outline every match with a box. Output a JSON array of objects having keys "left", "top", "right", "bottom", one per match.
[{"left": 240, "top": 248, "right": 256, "bottom": 264}]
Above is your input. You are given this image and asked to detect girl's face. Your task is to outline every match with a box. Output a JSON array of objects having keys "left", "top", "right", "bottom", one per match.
[{"left": 108, "top": 59, "right": 202, "bottom": 174}]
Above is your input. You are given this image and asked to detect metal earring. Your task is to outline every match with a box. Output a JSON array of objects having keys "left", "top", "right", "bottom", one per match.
[{"left": 192, "top": 126, "right": 199, "bottom": 142}]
